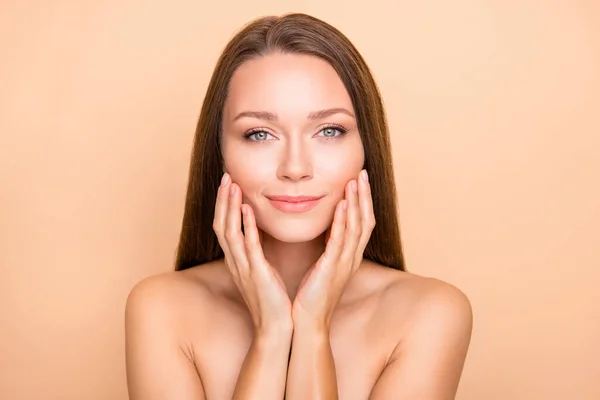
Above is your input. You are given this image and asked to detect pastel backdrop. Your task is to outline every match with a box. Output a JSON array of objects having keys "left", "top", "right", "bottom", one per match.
[{"left": 1, "top": 1, "right": 599, "bottom": 399}]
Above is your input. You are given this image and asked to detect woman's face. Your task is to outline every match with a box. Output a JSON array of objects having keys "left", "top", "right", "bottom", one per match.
[{"left": 221, "top": 52, "right": 365, "bottom": 243}]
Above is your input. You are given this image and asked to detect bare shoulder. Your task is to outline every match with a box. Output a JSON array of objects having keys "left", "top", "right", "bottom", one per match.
[
  {"left": 125, "top": 260, "right": 231, "bottom": 337},
  {"left": 389, "top": 269, "right": 471, "bottom": 322},
  {"left": 124, "top": 262, "right": 232, "bottom": 399},
  {"left": 360, "top": 261, "right": 473, "bottom": 341},
  {"left": 126, "top": 266, "right": 205, "bottom": 313},
  {"left": 362, "top": 263, "right": 474, "bottom": 397}
]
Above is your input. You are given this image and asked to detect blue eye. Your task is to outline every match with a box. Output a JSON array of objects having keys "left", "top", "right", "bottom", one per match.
[
  {"left": 243, "top": 130, "right": 275, "bottom": 141},
  {"left": 242, "top": 125, "right": 348, "bottom": 142},
  {"left": 317, "top": 125, "right": 347, "bottom": 138}
]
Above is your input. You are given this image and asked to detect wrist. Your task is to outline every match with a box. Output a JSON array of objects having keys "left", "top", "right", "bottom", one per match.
[
  {"left": 252, "top": 331, "right": 292, "bottom": 359},
  {"left": 292, "top": 315, "right": 330, "bottom": 337},
  {"left": 291, "top": 322, "right": 331, "bottom": 353},
  {"left": 292, "top": 305, "right": 331, "bottom": 334},
  {"left": 254, "top": 322, "right": 294, "bottom": 343}
]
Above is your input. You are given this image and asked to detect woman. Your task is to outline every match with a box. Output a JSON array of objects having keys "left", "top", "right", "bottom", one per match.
[{"left": 125, "top": 13, "right": 473, "bottom": 400}]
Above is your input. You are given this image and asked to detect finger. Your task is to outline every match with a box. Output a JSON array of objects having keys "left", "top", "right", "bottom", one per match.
[
  {"left": 340, "top": 180, "right": 362, "bottom": 266},
  {"left": 354, "top": 169, "right": 375, "bottom": 269},
  {"left": 213, "top": 173, "right": 238, "bottom": 277},
  {"left": 224, "top": 182, "right": 250, "bottom": 272},
  {"left": 324, "top": 226, "right": 332, "bottom": 245},
  {"left": 241, "top": 204, "right": 268, "bottom": 271},
  {"left": 243, "top": 202, "right": 264, "bottom": 246},
  {"left": 258, "top": 222, "right": 264, "bottom": 247},
  {"left": 323, "top": 199, "right": 348, "bottom": 263}
]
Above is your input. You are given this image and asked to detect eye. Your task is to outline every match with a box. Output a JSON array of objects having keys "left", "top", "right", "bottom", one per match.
[
  {"left": 243, "top": 129, "right": 276, "bottom": 141},
  {"left": 316, "top": 125, "right": 347, "bottom": 139}
]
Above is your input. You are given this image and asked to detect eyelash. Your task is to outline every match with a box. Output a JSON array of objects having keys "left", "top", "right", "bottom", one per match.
[{"left": 242, "top": 124, "right": 348, "bottom": 142}]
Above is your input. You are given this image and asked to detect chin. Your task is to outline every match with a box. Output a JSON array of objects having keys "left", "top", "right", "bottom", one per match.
[{"left": 257, "top": 216, "right": 330, "bottom": 243}]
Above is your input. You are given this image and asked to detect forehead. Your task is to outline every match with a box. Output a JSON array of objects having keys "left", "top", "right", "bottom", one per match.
[{"left": 223, "top": 53, "right": 353, "bottom": 121}]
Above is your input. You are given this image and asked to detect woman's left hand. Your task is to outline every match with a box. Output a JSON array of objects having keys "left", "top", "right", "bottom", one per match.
[{"left": 292, "top": 169, "right": 375, "bottom": 331}]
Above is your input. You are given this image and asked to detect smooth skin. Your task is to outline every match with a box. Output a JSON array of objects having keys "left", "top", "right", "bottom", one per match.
[
  {"left": 219, "top": 168, "right": 374, "bottom": 399},
  {"left": 125, "top": 53, "right": 473, "bottom": 399}
]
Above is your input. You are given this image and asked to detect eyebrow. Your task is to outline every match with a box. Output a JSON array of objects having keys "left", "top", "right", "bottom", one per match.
[{"left": 232, "top": 107, "right": 355, "bottom": 122}]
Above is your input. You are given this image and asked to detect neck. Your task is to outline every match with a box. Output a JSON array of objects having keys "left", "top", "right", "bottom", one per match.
[{"left": 259, "top": 231, "right": 326, "bottom": 300}]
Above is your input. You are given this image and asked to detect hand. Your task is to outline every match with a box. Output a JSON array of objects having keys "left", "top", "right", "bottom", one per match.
[
  {"left": 213, "top": 173, "right": 293, "bottom": 337},
  {"left": 292, "top": 169, "right": 375, "bottom": 331}
]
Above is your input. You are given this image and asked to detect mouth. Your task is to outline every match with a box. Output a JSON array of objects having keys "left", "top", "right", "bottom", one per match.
[{"left": 265, "top": 195, "right": 325, "bottom": 213}]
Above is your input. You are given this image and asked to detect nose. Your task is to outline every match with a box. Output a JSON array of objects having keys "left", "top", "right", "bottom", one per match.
[{"left": 276, "top": 138, "right": 313, "bottom": 181}]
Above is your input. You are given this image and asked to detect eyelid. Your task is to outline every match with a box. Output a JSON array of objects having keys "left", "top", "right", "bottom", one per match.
[
  {"left": 243, "top": 127, "right": 278, "bottom": 141},
  {"left": 314, "top": 123, "right": 348, "bottom": 137},
  {"left": 242, "top": 123, "right": 348, "bottom": 141}
]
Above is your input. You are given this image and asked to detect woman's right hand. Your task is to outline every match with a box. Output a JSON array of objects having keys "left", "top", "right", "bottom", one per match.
[{"left": 213, "top": 173, "right": 293, "bottom": 337}]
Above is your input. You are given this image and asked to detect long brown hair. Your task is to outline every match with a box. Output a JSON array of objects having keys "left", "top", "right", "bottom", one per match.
[{"left": 174, "top": 13, "right": 406, "bottom": 271}]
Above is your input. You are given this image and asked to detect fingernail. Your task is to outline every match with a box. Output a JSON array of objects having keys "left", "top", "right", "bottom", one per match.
[
  {"left": 361, "top": 170, "right": 369, "bottom": 183},
  {"left": 221, "top": 173, "right": 230, "bottom": 187},
  {"left": 351, "top": 180, "right": 358, "bottom": 193},
  {"left": 229, "top": 184, "right": 236, "bottom": 197}
]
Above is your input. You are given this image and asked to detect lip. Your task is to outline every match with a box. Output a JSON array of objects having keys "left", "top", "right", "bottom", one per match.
[
  {"left": 265, "top": 195, "right": 325, "bottom": 203},
  {"left": 265, "top": 195, "right": 325, "bottom": 213}
]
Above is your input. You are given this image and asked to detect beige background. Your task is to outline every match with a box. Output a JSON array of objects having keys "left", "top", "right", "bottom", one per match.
[{"left": 1, "top": 1, "right": 599, "bottom": 399}]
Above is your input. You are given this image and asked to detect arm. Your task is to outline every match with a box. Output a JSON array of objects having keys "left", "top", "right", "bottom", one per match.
[
  {"left": 232, "top": 327, "right": 292, "bottom": 399},
  {"left": 285, "top": 173, "right": 372, "bottom": 399},
  {"left": 285, "top": 321, "right": 338, "bottom": 399},
  {"left": 125, "top": 275, "right": 293, "bottom": 400},
  {"left": 369, "top": 281, "right": 473, "bottom": 400},
  {"left": 214, "top": 177, "right": 294, "bottom": 399},
  {"left": 125, "top": 277, "right": 205, "bottom": 400}
]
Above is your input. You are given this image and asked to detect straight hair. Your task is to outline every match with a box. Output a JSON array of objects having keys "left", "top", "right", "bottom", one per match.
[{"left": 175, "top": 13, "right": 406, "bottom": 272}]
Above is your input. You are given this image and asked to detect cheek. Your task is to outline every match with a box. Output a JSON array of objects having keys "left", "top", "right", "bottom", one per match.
[
  {"left": 315, "top": 145, "right": 364, "bottom": 196},
  {"left": 315, "top": 134, "right": 364, "bottom": 165},
  {"left": 223, "top": 142, "right": 271, "bottom": 178},
  {"left": 223, "top": 154, "right": 273, "bottom": 204}
]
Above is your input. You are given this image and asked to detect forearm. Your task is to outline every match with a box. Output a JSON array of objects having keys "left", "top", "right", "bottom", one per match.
[
  {"left": 232, "top": 330, "right": 292, "bottom": 400},
  {"left": 285, "top": 323, "right": 338, "bottom": 399}
]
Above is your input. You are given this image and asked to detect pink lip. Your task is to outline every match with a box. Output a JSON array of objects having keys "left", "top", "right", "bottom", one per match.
[{"left": 266, "top": 195, "right": 325, "bottom": 213}]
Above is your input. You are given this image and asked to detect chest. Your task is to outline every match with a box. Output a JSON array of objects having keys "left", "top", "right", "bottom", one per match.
[{"left": 194, "top": 303, "right": 396, "bottom": 400}]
